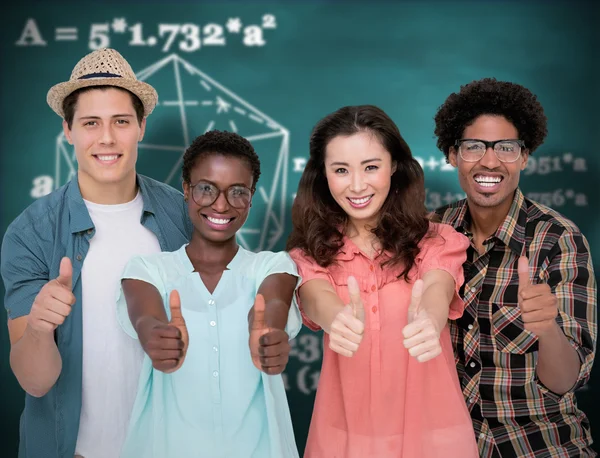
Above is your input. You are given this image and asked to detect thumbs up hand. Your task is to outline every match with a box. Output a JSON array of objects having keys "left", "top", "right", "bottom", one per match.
[
  {"left": 138, "top": 290, "right": 188, "bottom": 373},
  {"left": 517, "top": 256, "right": 558, "bottom": 338},
  {"left": 248, "top": 294, "right": 290, "bottom": 375},
  {"left": 329, "top": 276, "right": 365, "bottom": 358},
  {"left": 28, "top": 257, "right": 76, "bottom": 334},
  {"left": 403, "top": 279, "right": 442, "bottom": 363}
]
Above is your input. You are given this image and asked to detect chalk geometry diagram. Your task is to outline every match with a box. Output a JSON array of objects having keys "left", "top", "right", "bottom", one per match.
[{"left": 54, "top": 54, "right": 290, "bottom": 252}]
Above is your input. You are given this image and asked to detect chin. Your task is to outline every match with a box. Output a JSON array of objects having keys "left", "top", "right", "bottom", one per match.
[{"left": 471, "top": 193, "right": 506, "bottom": 208}]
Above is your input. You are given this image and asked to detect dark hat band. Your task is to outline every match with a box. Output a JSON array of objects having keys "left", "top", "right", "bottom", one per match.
[{"left": 78, "top": 72, "right": 122, "bottom": 80}]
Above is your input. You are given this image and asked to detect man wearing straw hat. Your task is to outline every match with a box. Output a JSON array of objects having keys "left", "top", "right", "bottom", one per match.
[{"left": 1, "top": 48, "right": 192, "bottom": 458}]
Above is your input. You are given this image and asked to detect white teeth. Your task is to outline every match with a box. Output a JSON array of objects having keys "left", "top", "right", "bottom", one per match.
[
  {"left": 349, "top": 196, "right": 372, "bottom": 204},
  {"left": 97, "top": 155, "right": 118, "bottom": 161},
  {"left": 474, "top": 175, "right": 501, "bottom": 185},
  {"left": 207, "top": 216, "right": 231, "bottom": 225}
]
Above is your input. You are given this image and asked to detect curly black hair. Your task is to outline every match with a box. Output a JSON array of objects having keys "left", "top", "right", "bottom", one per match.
[
  {"left": 182, "top": 130, "right": 261, "bottom": 189},
  {"left": 434, "top": 78, "right": 548, "bottom": 162}
]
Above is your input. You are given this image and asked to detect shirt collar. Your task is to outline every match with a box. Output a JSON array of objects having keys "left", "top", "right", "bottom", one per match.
[
  {"left": 177, "top": 244, "right": 246, "bottom": 273},
  {"left": 67, "top": 173, "right": 154, "bottom": 234},
  {"left": 66, "top": 176, "right": 94, "bottom": 234},
  {"left": 450, "top": 189, "right": 527, "bottom": 256},
  {"left": 495, "top": 188, "right": 528, "bottom": 256}
]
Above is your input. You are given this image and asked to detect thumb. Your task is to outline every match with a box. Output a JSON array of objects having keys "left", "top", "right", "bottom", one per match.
[
  {"left": 517, "top": 256, "right": 531, "bottom": 293},
  {"left": 56, "top": 257, "right": 73, "bottom": 290},
  {"left": 168, "top": 290, "right": 184, "bottom": 324},
  {"left": 407, "top": 279, "right": 424, "bottom": 322},
  {"left": 347, "top": 276, "right": 363, "bottom": 318},
  {"left": 251, "top": 293, "right": 267, "bottom": 330}
]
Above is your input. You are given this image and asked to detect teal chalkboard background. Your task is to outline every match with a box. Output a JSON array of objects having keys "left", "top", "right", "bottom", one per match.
[{"left": 1, "top": 1, "right": 598, "bottom": 456}]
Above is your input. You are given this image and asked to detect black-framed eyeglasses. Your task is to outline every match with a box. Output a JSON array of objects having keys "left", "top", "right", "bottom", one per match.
[
  {"left": 455, "top": 139, "right": 525, "bottom": 163},
  {"left": 190, "top": 181, "right": 253, "bottom": 209}
]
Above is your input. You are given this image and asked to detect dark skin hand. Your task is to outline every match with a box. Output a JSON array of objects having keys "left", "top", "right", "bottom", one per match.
[
  {"left": 123, "top": 280, "right": 188, "bottom": 373},
  {"left": 248, "top": 272, "right": 297, "bottom": 375}
]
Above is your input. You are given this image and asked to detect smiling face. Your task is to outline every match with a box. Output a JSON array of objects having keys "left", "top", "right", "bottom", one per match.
[
  {"left": 449, "top": 114, "right": 529, "bottom": 211},
  {"left": 63, "top": 87, "right": 146, "bottom": 195},
  {"left": 183, "top": 154, "right": 254, "bottom": 244},
  {"left": 324, "top": 131, "right": 396, "bottom": 229}
]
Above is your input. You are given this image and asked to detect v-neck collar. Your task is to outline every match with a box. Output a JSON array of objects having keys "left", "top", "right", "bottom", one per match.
[{"left": 177, "top": 244, "right": 245, "bottom": 273}]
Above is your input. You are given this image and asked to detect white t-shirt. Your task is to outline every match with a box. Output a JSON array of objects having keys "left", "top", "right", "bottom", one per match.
[{"left": 75, "top": 192, "right": 161, "bottom": 458}]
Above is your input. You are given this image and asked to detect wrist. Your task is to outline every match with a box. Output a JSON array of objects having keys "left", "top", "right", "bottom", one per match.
[
  {"left": 134, "top": 315, "right": 162, "bottom": 334},
  {"left": 535, "top": 319, "right": 561, "bottom": 344},
  {"left": 25, "top": 323, "right": 54, "bottom": 342}
]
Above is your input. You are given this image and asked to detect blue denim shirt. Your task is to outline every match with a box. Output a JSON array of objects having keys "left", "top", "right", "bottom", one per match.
[{"left": 1, "top": 174, "right": 193, "bottom": 458}]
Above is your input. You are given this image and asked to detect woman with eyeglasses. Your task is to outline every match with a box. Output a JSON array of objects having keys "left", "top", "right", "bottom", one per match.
[
  {"left": 287, "top": 105, "right": 479, "bottom": 457},
  {"left": 116, "top": 131, "right": 301, "bottom": 458}
]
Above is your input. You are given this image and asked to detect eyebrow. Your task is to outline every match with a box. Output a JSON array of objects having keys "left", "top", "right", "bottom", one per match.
[
  {"left": 328, "top": 158, "right": 382, "bottom": 167},
  {"left": 77, "top": 114, "right": 135, "bottom": 120},
  {"left": 193, "top": 179, "right": 251, "bottom": 188}
]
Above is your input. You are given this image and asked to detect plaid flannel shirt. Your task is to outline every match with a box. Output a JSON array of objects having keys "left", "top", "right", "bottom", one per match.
[{"left": 435, "top": 188, "right": 597, "bottom": 458}]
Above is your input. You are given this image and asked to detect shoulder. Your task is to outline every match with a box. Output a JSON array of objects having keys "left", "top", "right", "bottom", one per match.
[
  {"left": 433, "top": 199, "right": 466, "bottom": 226},
  {"left": 3, "top": 184, "right": 70, "bottom": 243},
  {"left": 138, "top": 174, "right": 184, "bottom": 200},
  {"left": 239, "top": 248, "right": 295, "bottom": 270},
  {"left": 525, "top": 197, "right": 582, "bottom": 237},
  {"left": 130, "top": 248, "right": 183, "bottom": 269},
  {"left": 421, "top": 221, "right": 468, "bottom": 249}
]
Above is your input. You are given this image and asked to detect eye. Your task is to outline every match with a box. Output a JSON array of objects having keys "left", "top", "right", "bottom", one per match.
[
  {"left": 115, "top": 119, "right": 130, "bottom": 125},
  {"left": 230, "top": 187, "right": 249, "bottom": 197},
  {"left": 365, "top": 165, "right": 379, "bottom": 171},
  {"left": 84, "top": 121, "right": 98, "bottom": 126},
  {"left": 334, "top": 167, "right": 347, "bottom": 174},
  {"left": 195, "top": 184, "right": 215, "bottom": 194}
]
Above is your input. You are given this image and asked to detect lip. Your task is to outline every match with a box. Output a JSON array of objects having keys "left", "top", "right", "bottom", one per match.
[
  {"left": 346, "top": 195, "right": 374, "bottom": 208},
  {"left": 472, "top": 173, "right": 504, "bottom": 193},
  {"left": 202, "top": 214, "right": 236, "bottom": 231},
  {"left": 93, "top": 154, "right": 122, "bottom": 166}
]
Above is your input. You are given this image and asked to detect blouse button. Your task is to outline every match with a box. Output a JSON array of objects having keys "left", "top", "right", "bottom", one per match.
[
  {"left": 369, "top": 265, "right": 374, "bottom": 272},
  {"left": 372, "top": 306, "right": 378, "bottom": 313},
  {"left": 371, "top": 285, "right": 376, "bottom": 292}
]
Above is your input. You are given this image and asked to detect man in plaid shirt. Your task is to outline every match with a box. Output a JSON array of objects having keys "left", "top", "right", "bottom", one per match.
[{"left": 433, "top": 78, "right": 597, "bottom": 457}]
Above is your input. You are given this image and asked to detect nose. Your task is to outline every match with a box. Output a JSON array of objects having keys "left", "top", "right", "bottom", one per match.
[
  {"left": 98, "top": 124, "right": 116, "bottom": 146},
  {"left": 349, "top": 171, "right": 367, "bottom": 193},
  {"left": 211, "top": 191, "right": 230, "bottom": 213},
  {"left": 478, "top": 146, "right": 501, "bottom": 169}
]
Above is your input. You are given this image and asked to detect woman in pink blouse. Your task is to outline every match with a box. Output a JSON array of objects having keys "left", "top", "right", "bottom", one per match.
[{"left": 287, "top": 105, "right": 478, "bottom": 458}]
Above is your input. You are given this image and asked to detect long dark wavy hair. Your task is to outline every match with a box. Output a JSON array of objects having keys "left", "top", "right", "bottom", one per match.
[{"left": 286, "top": 105, "right": 430, "bottom": 280}]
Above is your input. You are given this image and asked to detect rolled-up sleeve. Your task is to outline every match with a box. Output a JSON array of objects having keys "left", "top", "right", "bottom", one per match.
[
  {"left": 547, "top": 230, "right": 597, "bottom": 391},
  {"left": 1, "top": 227, "right": 49, "bottom": 320}
]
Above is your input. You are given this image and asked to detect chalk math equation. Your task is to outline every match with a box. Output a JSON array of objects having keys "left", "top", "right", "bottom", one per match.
[{"left": 15, "top": 15, "right": 278, "bottom": 52}]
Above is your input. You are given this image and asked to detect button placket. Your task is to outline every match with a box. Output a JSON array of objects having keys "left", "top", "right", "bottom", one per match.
[{"left": 207, "top": 297, "right": 221, "bottom": 405}]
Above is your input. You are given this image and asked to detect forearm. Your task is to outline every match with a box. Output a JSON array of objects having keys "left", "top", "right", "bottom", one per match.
[
  {"left": 255, "top": 273, "right": 298, "bottom": 331},
  {"left": 536, "top": 322, "right": 581, "bottom": 394},
  {"left": 264, "top": 299, "right": 291, "bottom": 331},
  {"left": 303, "top": 290, "right": 345, "bottom": 334},
  {"left": 122, "top": 279, "right": 168, "bottom": 333},
  {"left": 419, "top": 282, "right": 453, "bottom": 332},
  {"left": 10, "top": 326, "right": 62, "bottom": 397}
]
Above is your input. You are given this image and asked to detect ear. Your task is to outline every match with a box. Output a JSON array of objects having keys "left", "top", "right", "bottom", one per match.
[
  {"left": 182, "top": 181, "right": 190, "bottom": 201},
  {"left": 448, "top": 147, "right": 458, "bottom": 168},
  {"left": 138, "top": 117, "right": 147, "bottom": 142},
  {"left": 520, "top": 149, "right": 530, "bottom": 171},
  {"left": 62, "top": 120, "right": 73, "bottom": 145},
  {"left": 391, "top": 160, "right": 397, "bottom": 175}
]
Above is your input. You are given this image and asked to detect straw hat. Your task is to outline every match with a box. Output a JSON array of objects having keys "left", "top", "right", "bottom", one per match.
[{"left": 47, "top": 48, "right": 158, "bottom": 118}]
